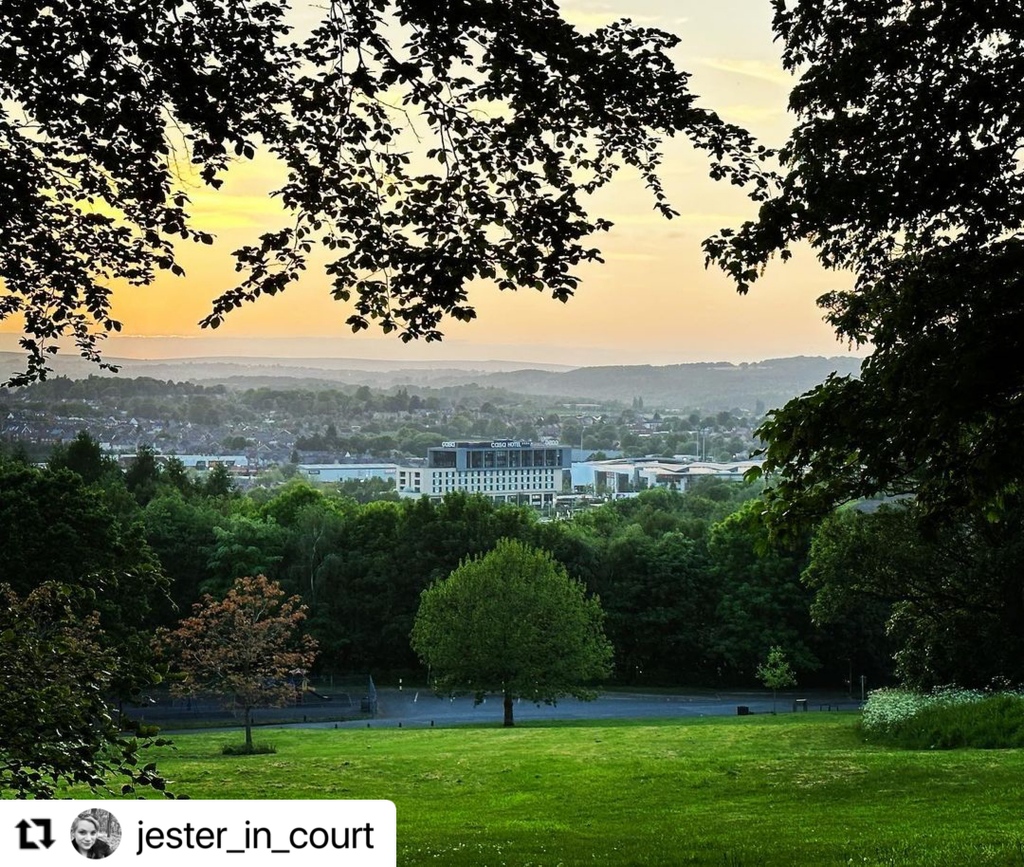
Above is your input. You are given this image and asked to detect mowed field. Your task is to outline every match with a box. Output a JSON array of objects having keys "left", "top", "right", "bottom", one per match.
[{"left": 92, "top": 713, "right": 1024, "bottom": 866}]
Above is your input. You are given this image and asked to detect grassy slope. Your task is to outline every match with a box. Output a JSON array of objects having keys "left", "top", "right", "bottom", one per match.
[{"left": 115, "top": 715, "right": 1024, "bottom": 865}]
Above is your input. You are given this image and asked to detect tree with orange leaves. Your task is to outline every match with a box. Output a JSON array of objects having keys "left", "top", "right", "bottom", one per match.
[{"left": 158, "top": 575, "right": 317, "bottom": 753}]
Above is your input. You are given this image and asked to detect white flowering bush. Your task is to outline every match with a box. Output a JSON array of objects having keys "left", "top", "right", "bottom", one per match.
[
  {"left": 861, "top": 689, "right": 929, "bottom": 735},
  {"left": 861, "top": 686, "right": 1024, "bottom": 748},
  {"left": 862, "top": 687, "right": 988, "bottom": 734}
]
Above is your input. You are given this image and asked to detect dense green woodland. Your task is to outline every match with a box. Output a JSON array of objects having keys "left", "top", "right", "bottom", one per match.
[
  {"left": 0, "top": 438, "right": 913, "bottom": 696},
  {"left": 9, "top": 431, "right": 1019, "bottom": 698}
]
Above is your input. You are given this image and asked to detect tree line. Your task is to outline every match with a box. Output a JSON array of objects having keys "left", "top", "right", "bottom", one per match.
[
  {"left": 9, "top": 429, "right": 1020, "bottom": 700},
  {"left": 0, "top": 434, "right": 856, "bottom": 691}
]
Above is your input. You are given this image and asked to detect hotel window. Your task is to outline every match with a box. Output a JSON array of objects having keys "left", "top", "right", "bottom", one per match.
[{"left": 432, "top": 450, "right": 457, "bottom": 468}]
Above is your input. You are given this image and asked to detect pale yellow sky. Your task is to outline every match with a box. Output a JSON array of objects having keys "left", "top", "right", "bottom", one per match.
[{"left": 2, "top": 0, "right": 860, "bottom": 366}]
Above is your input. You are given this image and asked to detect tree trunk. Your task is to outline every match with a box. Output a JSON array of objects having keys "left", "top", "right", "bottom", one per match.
[
  {"left": 245, "top": 708, "right": 254, "bottom": 752},
  {"left": 503, "top": 691, "right": 514, "bottom": 727}
]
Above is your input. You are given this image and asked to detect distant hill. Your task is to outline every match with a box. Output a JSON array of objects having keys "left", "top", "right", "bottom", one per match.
[
  {"left": 475, "top": 356, "right": 864, "bottom": 411},
  {"left": 0, "top": 352, "right": 863, "bottom": 412},
  {"left": 0, "top": 353, "right": 572, "bottom": 386}
]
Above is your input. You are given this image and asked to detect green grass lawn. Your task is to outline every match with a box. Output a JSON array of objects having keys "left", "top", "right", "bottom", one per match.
[{"left": 98, "top": 715, "right": 1024, "bottom": 865}]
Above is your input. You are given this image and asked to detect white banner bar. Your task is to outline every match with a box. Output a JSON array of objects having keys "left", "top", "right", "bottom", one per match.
[{"left": 1, "top": 800, "right": 396, "bottom": 865}]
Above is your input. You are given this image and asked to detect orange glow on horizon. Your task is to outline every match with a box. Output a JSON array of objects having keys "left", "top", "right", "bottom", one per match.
[{"left": 1, "top": 1, "right": 861, "bottom": 367}]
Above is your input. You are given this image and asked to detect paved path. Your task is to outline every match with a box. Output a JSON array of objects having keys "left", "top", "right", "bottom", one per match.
[{"left": 291, "top": 688, "right": 861, "bottom": 730}]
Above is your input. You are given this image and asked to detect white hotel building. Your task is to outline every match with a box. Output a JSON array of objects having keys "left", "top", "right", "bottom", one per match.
[{"left": 396, "top": 440, "right": 572, "bottom": 507}]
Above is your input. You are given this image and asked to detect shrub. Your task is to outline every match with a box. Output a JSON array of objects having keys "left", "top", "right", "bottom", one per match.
[
  {"left": 861, "top": 687, "right": 1024, "bottom": 749},
  {"left": 221, "top": 742, "right": 277, "bottom": 756},
  {"left": 861, "top": 687, "right": 982, "bottom": 736}
]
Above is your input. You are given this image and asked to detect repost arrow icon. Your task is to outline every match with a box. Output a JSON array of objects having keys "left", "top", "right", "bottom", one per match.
[
  {"left": 33, "top": 819, "right": 54, "bottom": 849},
  {"left": 15, "top": 818, "right": 54, "bottom": 850},
  {"left": 16, "top": 819, "right": 38, "bottom": 850}
]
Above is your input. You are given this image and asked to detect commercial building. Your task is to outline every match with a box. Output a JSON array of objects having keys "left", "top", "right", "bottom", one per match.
[
  {"left": 571, "top": 457, "right": 764, "bottom": 494},
  {"left": 396, "top": 440, "right": 572, "bottom": 507},
  {"left": 296, "top": 463, "right": 398, "bottom": 484}
]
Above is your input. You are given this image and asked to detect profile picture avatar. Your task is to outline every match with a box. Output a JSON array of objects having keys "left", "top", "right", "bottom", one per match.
[{"left": 71, "top": 809, "right": 121, "bottom": 859}]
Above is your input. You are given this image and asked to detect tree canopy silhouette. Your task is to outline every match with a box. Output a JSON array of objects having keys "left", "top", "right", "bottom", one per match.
[
  {"left": 0, "top": 0, "right": 770, "bottom": 385},
  {"left": 703, "top": 0, "right": 1024, "bottom": 529}
]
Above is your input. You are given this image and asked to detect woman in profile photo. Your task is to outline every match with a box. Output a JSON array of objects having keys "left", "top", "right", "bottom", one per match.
[{"left": 71, "top": 812, "right": 115, "bottom": 859}]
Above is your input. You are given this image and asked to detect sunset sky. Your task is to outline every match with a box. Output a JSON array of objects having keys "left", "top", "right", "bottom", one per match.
[{"left": 2, "top": 0, "right": 861, "bottom": 367}]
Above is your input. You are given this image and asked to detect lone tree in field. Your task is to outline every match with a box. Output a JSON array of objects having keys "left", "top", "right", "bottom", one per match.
[
  {"left": 158, "top": 574, "right": 317, "bottom": 752},
  {"left": 411, "top": 538, "right": 613, "bottom": 727},
  {"left": 756, "top": 645, "right": 797, "bottom": 714}
]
